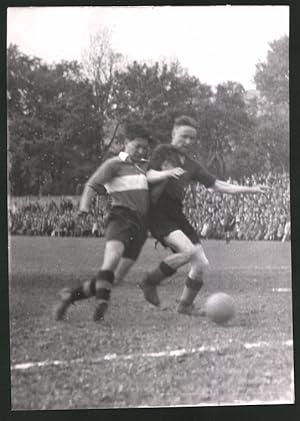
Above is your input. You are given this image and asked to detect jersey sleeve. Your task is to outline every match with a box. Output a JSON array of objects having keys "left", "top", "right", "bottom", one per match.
[
  {"left": 148, "top": 145, "right": 170, "bottom": 170},
  {"left": 87, "top": 158, "right": 117, "bottom": 193},
  {"left": 192, "top": 162, "right": 216, "bottom": 188}
]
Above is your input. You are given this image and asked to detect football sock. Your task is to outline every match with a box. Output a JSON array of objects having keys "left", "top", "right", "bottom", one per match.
[
  {"left": 179, "top": 276, "right": 204, "bottom": 306},
  {"left": 95, "top": 270, "right": 114, "bottom": 304},
  {"left": 68, "top": 270, "right": 115, "bottom": 304},
  {"left": 93, "top": 270, "right": 114, "bottom": 321},
  {"left": 68, "top": 278, "right": 97, "bottom": 302},
  {"left": 145, "top": 261, "right": 177, "bottom": 285}
]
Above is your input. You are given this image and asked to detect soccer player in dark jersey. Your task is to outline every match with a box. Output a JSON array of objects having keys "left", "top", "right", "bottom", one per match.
[
  {"left": 223, "top": 212, "right": 236, "bottom": 244},
  {"left": 220, "top": 204, "right": 236, "bottom": 244},
  {"left": 54, "top": 123, "right": 151, "bottom": 322},
  {"left": 139, "top": 115, "right": 270, "bottom": 315}
]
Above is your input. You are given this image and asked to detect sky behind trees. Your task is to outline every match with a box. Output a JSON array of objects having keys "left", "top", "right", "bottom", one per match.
[{"left": 7, "top": 5, "right": 289, "bottom": 90}]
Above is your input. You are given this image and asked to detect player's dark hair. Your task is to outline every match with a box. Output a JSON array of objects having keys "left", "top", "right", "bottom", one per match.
[
  {"left": 125, "top": 121, "right": 150, "bottom": 142},
  {"left": 173, "top": 115, "right": 197, "bottom": 130}
]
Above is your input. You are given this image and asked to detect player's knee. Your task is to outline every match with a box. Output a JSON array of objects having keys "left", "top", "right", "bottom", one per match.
[
  {"left": 180, "top": 244, "right": 196, "bottom": 263},
  {"left": 199, "top": 261, "right": 210, "bottom": 277},
  {"left": 114, "top": 248, "right": 124, "bottom": 261},
  {"left": 193, "top": 248, "right": 210, "bottom": 271},
  {"left": 191, "top": 262, "right": 209, "bottom": 279},
  {"left": 201, "top": 257, "right": 210, "bottom": 271}
]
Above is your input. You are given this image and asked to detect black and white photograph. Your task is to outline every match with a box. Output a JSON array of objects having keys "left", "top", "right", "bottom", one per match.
[{"left": 7, "top": 5, "right": 292, "bottom": 409}]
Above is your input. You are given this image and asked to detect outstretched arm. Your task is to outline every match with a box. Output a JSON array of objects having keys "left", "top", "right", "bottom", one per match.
[{"left": 212, "top": 179, "right": 270, "bottom": 195}]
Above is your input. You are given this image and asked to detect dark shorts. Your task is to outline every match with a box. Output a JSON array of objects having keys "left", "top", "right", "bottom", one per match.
[
  {"left": 149, "top": 204, "right": 199, "bottom": 246},
  {"left": 105, "top": 206, "right": 148, "bottom": 260}
]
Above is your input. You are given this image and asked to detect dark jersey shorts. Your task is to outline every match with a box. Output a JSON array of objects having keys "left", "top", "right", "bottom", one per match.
[
  {"left": 105, "top": 206, "right": 148, "bottom": 260},
  {"left": 149, "top": 195, "right": 199, "bottom": 246}
]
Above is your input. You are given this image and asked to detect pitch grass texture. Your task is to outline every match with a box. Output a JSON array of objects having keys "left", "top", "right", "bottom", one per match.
[{"left": 9, "top": 237, "right": 293, "bottom": 409}]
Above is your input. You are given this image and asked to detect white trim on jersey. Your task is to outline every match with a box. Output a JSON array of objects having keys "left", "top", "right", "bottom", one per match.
[
  {"left": 119, "top": 151, "right": 129, "bottom": 162},
  {"left": 104, "top": 174, "right": 148, "bottom": 193}
]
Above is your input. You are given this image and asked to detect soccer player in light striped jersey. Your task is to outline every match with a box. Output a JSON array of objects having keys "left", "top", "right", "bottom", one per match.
[{"left": 54, "top": 123, "right": 152, "bottom": 322}]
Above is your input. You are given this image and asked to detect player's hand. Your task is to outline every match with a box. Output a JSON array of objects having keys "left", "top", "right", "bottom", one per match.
[
  {"left": 253, "top": 184, "right": 272, "bottom": 195},
  {"left": 166, "top": 167, "right": 186, "bottom": 179}
]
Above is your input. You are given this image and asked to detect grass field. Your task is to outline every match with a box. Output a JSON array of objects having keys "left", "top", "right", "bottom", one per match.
[{"left": 9, "top": 237, "right": 294, "bottom": 409}]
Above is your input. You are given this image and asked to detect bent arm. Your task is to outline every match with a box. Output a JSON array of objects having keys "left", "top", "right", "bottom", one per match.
[
  {"left": 147, "top": 169, "right": 171, "bottom": 184},
  {"left": 79, "top": 184, "right": 98, "bottom": 213},
  {"left": 212, "top": 179, "right": 267, "bottom": 195},
  {"left": 79, "top": 161, "right": 114, "bottom": 213},
  {"left": 147, "top": 168, "right": 185, "bottom": 184}
]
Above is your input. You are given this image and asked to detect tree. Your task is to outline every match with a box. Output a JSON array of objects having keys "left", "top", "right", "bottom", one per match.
[
  {"left": 111, "top": 62, "right": 255, "bottom": 179},
  {"left": 112, "top": 60, "right": 213, "bottom": 146},
  {"left": 198, "top": 82, "right": 253, "bottom": 178},
  {"left": 252, "top": 111, "right": 289, "bottom": 171},
  {"left": 7, "top": 44, "right": 100, "bottom": 194},
  {"left": 81, "top": 29, "right": 124, "bottom": 159},
  {"left": 253, "top": 35, "right": 289, "bottom": 172},
  {"left": 254, "top": 35, "right": 289, "bottom": 106}
]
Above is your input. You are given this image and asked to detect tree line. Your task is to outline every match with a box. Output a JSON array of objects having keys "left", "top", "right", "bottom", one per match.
[{"left": 7, "top": 32, "right": 289, "bottom": 195}]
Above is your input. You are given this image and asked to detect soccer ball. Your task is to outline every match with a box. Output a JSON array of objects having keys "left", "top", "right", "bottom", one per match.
[{"left": 204, "top": 292, "right": 235, "bottom": 324}]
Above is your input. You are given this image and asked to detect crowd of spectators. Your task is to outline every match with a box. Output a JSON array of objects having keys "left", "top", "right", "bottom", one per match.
[
  {"left": 8, "top": 196, "right": 110, "bottom": 238},
  {"left": 8, "top": 172, "right": 290, "bottom": 241},
  {"left": 184, "top": 172, "right": 290, "bottom": 241}
]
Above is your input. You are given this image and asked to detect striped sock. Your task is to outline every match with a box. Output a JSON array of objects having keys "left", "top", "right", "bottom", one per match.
[
  {"left": 69, "top": 278, "right": 97, "bottom": 302},
  {"left": 93, "top": 270, "right": 114, "bottom": 321},
  {"left": 145, "top": 261, "right": 177, "bottom": 285},
  {"left": 179, "top": 276, "right": 204, "bottom": 306},
  {"left": 95, "top": 270, "right": 114, "bottom": 302}
]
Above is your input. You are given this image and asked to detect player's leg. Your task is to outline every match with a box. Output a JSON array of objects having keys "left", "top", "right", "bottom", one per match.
[
  {"left": 93, "top": 240, "right": 124, "bottom": 321},
  {"left": 164, "top": 220, "right": 208, "bottom": 314},
  {"left": 177, "top": 243, "right": 209, "bottom": 315},
  {"left": 93, "top": 210, "right": 148, "bottom": 320},
  {"left": 92, "top": 208, "right": 133, "bottom": 320},
  {"left": 55, "top": 207, "right": 127, "bottom": 321},
  {"left": 163, "top": 230, "right": 196, "bottom": 268},
  {"left": 54, "top": 277, "right": 99, "bottom": 321},
  {"left": 139, "top": 230, "right": 195, "bottom": 306},
  {"left": 114, "top": 258, "right": 135, "bottom": 286},
  {"left": 54, "top": 239, "right": 124, "bottom": 321}
]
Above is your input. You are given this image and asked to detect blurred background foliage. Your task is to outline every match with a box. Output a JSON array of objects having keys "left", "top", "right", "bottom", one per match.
[{"left": 7, "top": 34, "right": 289, "bottom": 195}]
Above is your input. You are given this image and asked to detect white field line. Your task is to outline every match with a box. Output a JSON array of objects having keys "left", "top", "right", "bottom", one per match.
[
  {"left": 11, "top": 339, "right": 293, "bottom": 371},
  {"left": 137, "top": 398, "right": 294, "bottom": 408},
  {"left": 272, "top": 288, "right": 291, "bottom": 292}
]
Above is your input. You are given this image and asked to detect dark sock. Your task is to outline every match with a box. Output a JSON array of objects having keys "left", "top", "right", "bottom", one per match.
[
  {"left": 179, "top": 276, "right": 204, "bottom": 306},
  {"left": 95, "top": 270, "right": 114, "bottom": 305},
  {"left": 146, "top": 261, "right": 177, "bottom": 285},
  {"left": 69, "top": 278, "right": 97, "bottom": 302},
  {"left": 68, "top": 270, "right": 114, "bottom": 304}
]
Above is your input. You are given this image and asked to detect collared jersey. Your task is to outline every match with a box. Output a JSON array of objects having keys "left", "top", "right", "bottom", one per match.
[
  {"left": 87, "top": 152, "right": 149, "bottom": 216},
  {"left": 149, "top": 144, "right": 216, "bottom": 206}
]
